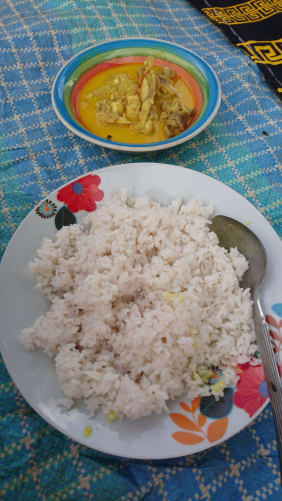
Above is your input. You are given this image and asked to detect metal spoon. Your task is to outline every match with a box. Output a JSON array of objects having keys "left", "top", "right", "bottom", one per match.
[{"left": 210, "top": 215, "right": 282, "bottom": 482}]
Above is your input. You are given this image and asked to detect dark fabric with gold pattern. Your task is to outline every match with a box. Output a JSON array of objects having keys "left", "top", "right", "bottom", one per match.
[{"left": 188, "top": 0, "right": 282, "bottom": 96}]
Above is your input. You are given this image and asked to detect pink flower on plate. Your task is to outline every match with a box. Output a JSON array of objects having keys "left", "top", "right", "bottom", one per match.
[
  {"left": 234, "top": 365, "right": 269, "bottom": 417},
  {"left": 57, "top": 174, "right": 104, "bottom": 213}
]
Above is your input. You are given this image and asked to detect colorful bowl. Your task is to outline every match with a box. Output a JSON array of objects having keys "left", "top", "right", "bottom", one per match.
[{"left": 51, "top": 38, "right": 221, "bottom": 152}]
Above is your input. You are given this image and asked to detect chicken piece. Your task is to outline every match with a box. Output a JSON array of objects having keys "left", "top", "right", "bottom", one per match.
[
  {"left": 117, "top": 115, "right": 131, "bottom": 125},
  {"left": 162, "top": 66, "right": 175, "bottom": 80},
  {"left": 159, "top": 77, "right": 177, "bottom": 96},
  {"left": 139, "top": 99, "right": 152, "bottom": 125},
  {"left": 126, "top": 81, "right": 138, "bottom": 97},
  {"left": 140, "top": 76, "right": 150, "bottom": 102},
  {"left": 96, "top": 100, "right": 119, "bottom": 124},
  {"left": 160, "top": 96, "right": 192, "bottom": 137},
  {"left": 126, "top": 95, "right": 141, "bottom": 120},
  {"left": 144, "top": 119, "right": 154, "bottom": 134},
  {"left": 111, "top": 101, "right": 124, "bottom": 114},
  {"left": 140, "top": 73, "right": 158, "bottom": 102},
  {"left": 138, "top": 71, "right": 159, "bottom": 130},
  {"left": 161, "top": 109, "right": 190, "bottom": 138}
]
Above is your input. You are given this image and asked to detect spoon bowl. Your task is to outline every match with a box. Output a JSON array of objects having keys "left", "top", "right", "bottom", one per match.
[{"left": 210, "top": 215, "right": 266, "bottom": 289}]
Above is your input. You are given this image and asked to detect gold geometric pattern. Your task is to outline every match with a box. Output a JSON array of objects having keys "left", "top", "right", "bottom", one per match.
[
  {"left": 237, "top": 38, "right": 282, "bottom": 65},
  {"left": 202, "top": 0, "right": 282, "bottom": 25}
]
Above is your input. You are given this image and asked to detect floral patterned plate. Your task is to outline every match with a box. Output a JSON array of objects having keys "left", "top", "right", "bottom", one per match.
[{"left": 0, "top": 163, "right": 281, "bottom": 459}]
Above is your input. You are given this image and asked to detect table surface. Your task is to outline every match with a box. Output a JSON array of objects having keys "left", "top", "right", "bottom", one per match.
[{"left": 0, "top": 1, "right": 281, "bottom": 500}]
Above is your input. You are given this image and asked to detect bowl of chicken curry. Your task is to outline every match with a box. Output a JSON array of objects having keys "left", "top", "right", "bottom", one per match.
[{"left": 52, "top": 39, "right": 221, "bottom": 152}]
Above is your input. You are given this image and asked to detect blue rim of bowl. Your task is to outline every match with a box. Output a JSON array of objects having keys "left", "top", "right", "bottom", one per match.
[{"left": 51, "top": 38, "right": 221, "bottom": 152}]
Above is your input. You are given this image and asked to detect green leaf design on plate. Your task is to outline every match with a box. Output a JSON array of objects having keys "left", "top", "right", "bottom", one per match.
[{"left": 55, "top": 206, "right": 76, "bottom": 230}]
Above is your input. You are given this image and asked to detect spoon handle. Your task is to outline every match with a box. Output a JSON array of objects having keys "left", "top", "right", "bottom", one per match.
[{"left": 253, "top": 295, "right": 282, "bottom": 483}]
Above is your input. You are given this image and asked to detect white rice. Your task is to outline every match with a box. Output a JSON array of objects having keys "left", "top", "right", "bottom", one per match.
[{"left": 22, "top": 191, "right": 257, "bottom": 420}]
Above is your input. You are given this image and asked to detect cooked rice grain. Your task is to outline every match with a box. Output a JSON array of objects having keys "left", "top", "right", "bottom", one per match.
[{"left": 22, "top": 191, "right": 256, "bottom": 419}]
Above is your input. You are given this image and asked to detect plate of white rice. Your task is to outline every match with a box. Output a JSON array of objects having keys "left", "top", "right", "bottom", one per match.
[{"left": 0, "top": 163, "right": 281, "bottom": 459}]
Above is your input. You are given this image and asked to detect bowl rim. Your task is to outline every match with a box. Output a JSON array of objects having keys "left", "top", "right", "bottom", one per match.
[{"left": 51, "top": 37, "right": 221, "bottom": 152}]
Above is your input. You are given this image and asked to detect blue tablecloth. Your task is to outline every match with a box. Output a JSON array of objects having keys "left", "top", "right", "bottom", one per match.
[{"left": 0, "top": 1, "right": 281, "bottom": 499}]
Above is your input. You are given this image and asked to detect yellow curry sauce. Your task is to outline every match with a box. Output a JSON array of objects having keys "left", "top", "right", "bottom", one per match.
[{"left": 77, "top": 60, "right": 195, "bottom": 144}]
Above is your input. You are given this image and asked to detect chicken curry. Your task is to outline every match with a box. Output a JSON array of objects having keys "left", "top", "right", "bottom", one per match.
[{"left": 77, "top": 57, "right": 196, "bottom": 144}]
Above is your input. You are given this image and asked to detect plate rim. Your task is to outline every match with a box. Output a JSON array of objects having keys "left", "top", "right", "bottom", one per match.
[
  {"left": 51, "top": 37, "right": 221, "bottom": 152},
  {"left": 1, "top": 162, "right": 280, "bottom": 459}
]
